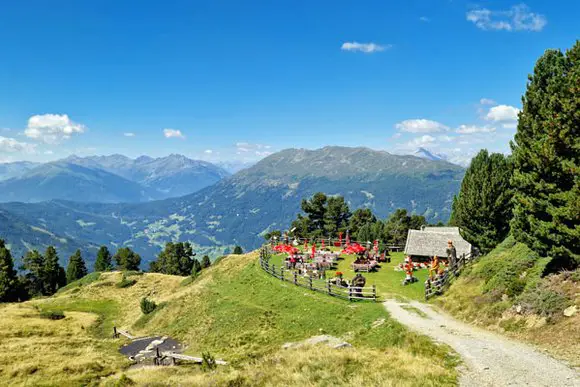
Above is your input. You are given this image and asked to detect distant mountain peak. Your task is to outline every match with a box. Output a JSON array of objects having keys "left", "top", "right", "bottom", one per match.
[{"left": 413, "top": 147, "right": 446, "bottom": 161}]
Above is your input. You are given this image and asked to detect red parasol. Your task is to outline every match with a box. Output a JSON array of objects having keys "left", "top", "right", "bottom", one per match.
[
  {"left": 311, "top": 243, "right": 316, "bottom": 257},
  {"left": 321, "top": 239, "right": 325, "bottom": 249}
]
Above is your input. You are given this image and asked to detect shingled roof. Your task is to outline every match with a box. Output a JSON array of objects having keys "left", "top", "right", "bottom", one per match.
[{"left": 404, "top": 226, "right": 472, "bottom": 258}]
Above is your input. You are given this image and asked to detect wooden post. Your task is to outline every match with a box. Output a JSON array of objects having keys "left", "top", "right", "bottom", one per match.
[
  {"left": 272, "top": 264, "right": 276, "bottom": 277},
  {"left": 372, "top": 285, "right": 376, "bottom": 302},
  {"left": 280, "top": 266, "right": 285, "bottom": 281},
  {"left": 327, "top": 281, "right": 332, "bottom": 296},
  {"left": 113, "top": 326, "right": 118, "bottom": 338},
  {"left": 348, "top": 287, "right": 352, "bottom": 302},
  {"left": 309, "top": 276, "right": 313, "bottom": 290},
  {"left": 293, "top": 271, "right": 298, "bottom": 285}
]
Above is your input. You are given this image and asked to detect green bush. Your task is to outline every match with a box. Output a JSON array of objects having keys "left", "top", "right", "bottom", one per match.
[
  {"left": 140, "top": 297, "right": 157, "bottom": 314},
  {"left": 116, "top": 276, "right": 137, "bottom": 288},
  {"left": 114, "top": 374, "right": 135, "bottom": 386},
  {"left": 201, "top": 352, "right": 217, "bottom": 371},
  {"left": 40, "top": 310, "right": 65, "bottom": 320},
  {"left": 518, "top": 283, "right": 571, "bottom": 320}
]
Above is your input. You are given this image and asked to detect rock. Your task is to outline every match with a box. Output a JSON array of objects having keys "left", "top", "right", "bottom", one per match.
[
  {"left": 371, "top": 318, "right": 386, "bottom": 328},
  {"left": 282, "top": 335, "right": 352, "bottom": 350},
  {"left": 563, "top": 305, "right": 577, "bottom": 317},
  {"left": 502, "top": 294, "right": 509, "bottom": 302},
  {"left": 515, "top": 305, "right": 522, "bottom": 314}
]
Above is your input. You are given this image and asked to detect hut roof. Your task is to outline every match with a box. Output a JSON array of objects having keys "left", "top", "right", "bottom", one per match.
[{"left": 404, "top": 227, "right": 472, "bottom": 258}]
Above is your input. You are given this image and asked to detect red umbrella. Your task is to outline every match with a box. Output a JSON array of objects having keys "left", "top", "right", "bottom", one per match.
[
  {"left": 303, "top": 239, "right": 308, "bottom": 251},
  {"left": 346, "top": 233, "right": 350, "bottom": 246},
  {"left": 338, "top": 232, "right": 343, "bottom": 246},
  {"left": 311, "top": 243, "right": 316, "bottom": 257},
  {"left": 321, "top": 239, "right": 326, "bottom": 249}
]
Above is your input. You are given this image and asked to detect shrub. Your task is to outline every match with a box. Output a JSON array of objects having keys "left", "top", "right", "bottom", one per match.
[
  {"left": 116, "top": 275, "right": 137, "bottom": 288},
  {"left": 40, "top": 310, "right": 65, "bottom": 320},
  {"left": 201, "top": 352, "right": 217, "bottom": 371},
  {"left": 517, "top": 283, "right": 571, "bottom": 321},
  {"left": 140, "top": 297, "right": 157, "bottom": 314},
  {"left": 115, "top": 374, "right": 135, "bottom": 386}
]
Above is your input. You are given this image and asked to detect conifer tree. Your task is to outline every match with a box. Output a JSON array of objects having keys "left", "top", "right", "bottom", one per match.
[
  {"left": 191, "top": 258, "right": 202, "bottom": 277},
  {"left": 348, "top": 208, "right": 376, "bottom": 238},
  {"left": 0, "top": 239, "right": 18, "bottom": 302},
  {"left": 511, "top": 41, "right": 580, "bottom": 270},
  {"left": 201, "top": 255, "right": 211, "bottom": 269},
  {"left": 233, "top": 246, "right": 243, "bottom": 255},
  {"left": 151, "top": 242, "right": 195, "bottom": 276},
  {"left": 21, "top": 250, "right": 46, "bottom": 297},
  {"left": 114, "top": 247, "right": 141, "bottom": 271},
  {"left": 323, "top": 196, "right": 351, "bottom": 236},
  {"left": 66, "top": 250, "right": 88, "bottom": 283},
  {"left": 43, "top": 246, "right": 66, "bottom": 295},
  {"left": 450, "top": 150, "right": 512, "bottom": 254},
  {"left": 94, "top": 246, "right": 112, "bottom": 272}
]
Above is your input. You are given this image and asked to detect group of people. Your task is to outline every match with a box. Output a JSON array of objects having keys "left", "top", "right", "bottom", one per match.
[{"left": 403, "top": 240, "right": 458, "bottom": 286}]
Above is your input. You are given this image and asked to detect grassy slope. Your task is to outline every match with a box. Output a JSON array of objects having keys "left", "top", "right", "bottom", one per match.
[
  {"left": 0, "top": 252, "right": 458, "bottom": 386},
  {"left": 436, "top": 237, "right": 580, "bottom": 366}
]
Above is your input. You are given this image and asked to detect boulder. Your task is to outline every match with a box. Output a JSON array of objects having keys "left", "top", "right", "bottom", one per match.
[{"left": 563, "top": 305, "right": 577, "bottom": 317}]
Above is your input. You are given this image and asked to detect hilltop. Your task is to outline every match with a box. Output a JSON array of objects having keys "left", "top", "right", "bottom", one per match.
[
  {"left": 0, "top": 251, "right": 458, "bottom": 386},
  {"left": 0, "top": 146, "right": 464, "bottom": 266}
]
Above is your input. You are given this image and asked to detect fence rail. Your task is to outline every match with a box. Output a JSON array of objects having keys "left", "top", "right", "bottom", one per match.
[
  {"left": 259, "top": 246, "right": 377, "bottom": 302},
  {"left": 424, "top": 252, "right": 477, "bottom": 299}
]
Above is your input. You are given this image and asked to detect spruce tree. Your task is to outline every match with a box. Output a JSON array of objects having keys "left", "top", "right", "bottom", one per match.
[
  {"left": 0, "top": 239, "right": 18, "bottom": 302},
  {"left": 233, "top": 246, "right": 243, "bottom": 255},
  {"left": 511, "top": 41, "right": 580, "bottom": 270},
  {"left": 66, "top": 250, "right": 88, "bottom": 283},
  {"left": 201, "top": 255, "right": 211, "bottom": 269},
  {"left": 22, "top": 250, "right": 46, "bottom": 297},
  {"left": 151, "top": 242, "right": 195, "bottom": 276},
  {"left": 43, "top": 246, "right": 66, "bottom": 295},
  {"left": 94, "top": 246, "right": 112, "bottom": 272},
  {"left": 323, "top": 196, "right": 351, "bottom": 237},
  {"left": 348, "top": 208, "right": 376, "bottom": 238},
  {"left": 114, "top": 247, "right": 141, "bottom": 271},
  {"left": 450, "top": 150, "right": 512, "bottom": 254}
]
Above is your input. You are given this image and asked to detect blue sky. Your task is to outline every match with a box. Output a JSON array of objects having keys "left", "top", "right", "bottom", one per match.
[{"left": 0, "top": 0, "right": 578, "bottom": 165}]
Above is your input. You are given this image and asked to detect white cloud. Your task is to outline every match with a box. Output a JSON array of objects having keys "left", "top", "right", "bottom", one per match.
[
  {"left": 24, "top": 114, "right": 86, "bottom": 144},
  {"left": 456, "top": 125, "right": 496, "bottom": 134},
  {"left": 485, "top": 105, "right": 520, "bottom": 122},
  {"left": 44, "top": 150, "right": 54, "bottom": 155},
  {"left": 235, "top": 142, "right": 273, "bottom": 158},
  {"left": 480, "top": 98, "right": 497, "bottom": 105},
  {"left": 467, "top": 4, "right": 547, "bottom": 32},
  {"left": 163, "top": 128, "right": 185, "bottom": 139},
  {"left": 123, "top": 132, "right": 136, "bottom": 137},
  {"left": 341, "top": 42, "right": 391, "bottom": 53},
  {"left": 406, "top": 135, "right": 436, "bottom": 148},
  {"left": 395, "top": 119, "right": 449, "bottom": 133},
  {"left": 391, "top": 133, "right": 402, "bottom": 139},
  {"left": 0, "top": 136, "right": 36, "bottom": 153},
  {"left": 204, "top": 149, "right": 213, "bottom": 154},
  {"left": 419, "top": 16, "right": 430, "bottom": 22}
]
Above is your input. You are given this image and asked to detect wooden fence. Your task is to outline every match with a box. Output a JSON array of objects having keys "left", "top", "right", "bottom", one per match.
[
  {"left": 424, "top": 252, "right": 476, "bottom": 299},
  {"left": 259, "top": 247, "right": 377, "bottom": 302}
]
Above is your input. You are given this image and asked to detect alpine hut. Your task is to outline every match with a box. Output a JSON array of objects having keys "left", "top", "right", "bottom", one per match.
[{"left": 404, "top": 226, "right": 472, "bottom": 261}]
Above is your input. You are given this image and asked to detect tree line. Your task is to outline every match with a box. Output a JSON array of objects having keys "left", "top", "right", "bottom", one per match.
[
  {"left": 265, "top": 192, "right": 438, "bottom": 248},
  {"left": 451, "top": 41, "right": 579, "bottom": 271}
]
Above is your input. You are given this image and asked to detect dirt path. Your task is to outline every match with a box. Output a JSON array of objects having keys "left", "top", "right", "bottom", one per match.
[{"left": 383, "top": 299, "right": 580, "bottom": 387}]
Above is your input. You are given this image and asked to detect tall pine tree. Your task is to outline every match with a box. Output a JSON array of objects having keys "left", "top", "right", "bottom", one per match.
[
  {"left": 450, "top": 150, "right": 512, "bottom": 254},
  {"left": 66, "top": 250, "right": 88, "bottom": 283},
  {"left": 0, "top": 239, "right": 19, "bottom": 302},
  {"left": 21, "top": 250, "right": 46, "bottom": 297},
  {"left": 114, "top": 247, "right": 141, "bottom": 271},
  {"left": 94, "top": 246, "right": 112, "bottom": 272},
  {"left": 43, "top": 246, "right": 66, "bottom": 295},
  {"left": 151, "top": 242, "right": 195, "bottom": 276},
  {"left": 511, "top": 41, "right": 580, "bottom": 270}
]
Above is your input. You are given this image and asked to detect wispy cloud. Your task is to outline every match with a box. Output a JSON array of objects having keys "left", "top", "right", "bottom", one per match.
[
  {"left": 123, "top": 132, "right": 136, "bottom": 137},
  {"left": 204, "top": 149, "right": 213, "bottom": 154},
  {"left": 341, "top": 42, "right": 392, "bottom": 53},
  {"left": 0, "top": 136, "right": 36, "bottom": 153},
  {"left": 479, "top": 98, "right": 497, "bottom": 105},
  {"left": 467, "top": 4, "right": 547, "bottom": 32},
  {"left": 485, "top": 105, "right": 520, "bottom": 122},
  {"left": 163, "top": 128, "right": 185, "bottom": 139},
  {"left": 235, "top": 142, "right": 273, "bottom": 158},
  {"left": 395, "top": 119, "right": 449, "bottom": 133},
  {"left": 419, "top": 16, "right": 430, "bottom": 23},
  {"left": 24, "top": 114, "right": 86, "bottom": 144},
  {"left": 456, "top": 124, "right": 496, "bottom": 134}
]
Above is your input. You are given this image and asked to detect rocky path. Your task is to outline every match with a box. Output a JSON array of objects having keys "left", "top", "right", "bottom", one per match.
[{"left": 383, "top": 299, "right": 580, "bottom": 387}]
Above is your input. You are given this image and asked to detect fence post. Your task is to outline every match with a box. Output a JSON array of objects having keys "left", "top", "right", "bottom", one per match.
[
  {"left": 272, "top": 264, "right": 276, "bottom": 277},
  {"left": 372, "top": 285, "right": 376, "bottom": 302},
  {"left": 280, "top": 266, "right": 285, "bottom": 281},
  {"left": 348, "top": 286, "right": 352, "bottom": 302},
  {"left": 309, "top": 276, "right": 313, "bottom": 290},
  {"left": 113, "top": 326, "right": 118, "bottom": 338},
  {"left": 327, "top": 281, "right": 332, "bottom": 296},
  {"left": 293, "top": 271, "right": 298, "bottom": 285}
]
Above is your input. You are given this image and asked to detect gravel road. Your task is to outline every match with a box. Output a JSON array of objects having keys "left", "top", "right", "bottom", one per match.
[{"left": 383, "top": 299, "right": 580, "bottom": 387}]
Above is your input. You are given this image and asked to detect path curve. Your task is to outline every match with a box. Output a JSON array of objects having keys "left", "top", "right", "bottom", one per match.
[{"left": 383, "top": 299, "right": 580, "bottom": 387}]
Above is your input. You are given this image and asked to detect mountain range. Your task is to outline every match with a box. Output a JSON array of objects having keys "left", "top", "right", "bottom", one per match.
[
  {"left": 0, "top": 154, "right": 230, "bottom": 203},
  {"left": 0, "top": 146, "right": 464, "bottom": 268}
]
